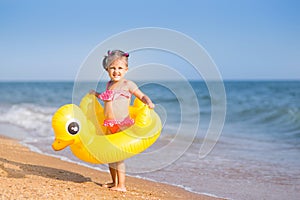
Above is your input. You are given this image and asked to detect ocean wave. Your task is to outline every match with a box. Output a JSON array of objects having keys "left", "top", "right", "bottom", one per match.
[
  {"left": 226, "top": 97, "right": 300, "bottom": 140},
  {"left": 0, "top": 103, "right": 56, "bottom": 136}
]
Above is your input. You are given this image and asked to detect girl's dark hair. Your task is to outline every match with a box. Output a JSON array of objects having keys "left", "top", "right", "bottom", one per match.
[{"left": 102, "top": 50, "right": 129, "bottom": 70}]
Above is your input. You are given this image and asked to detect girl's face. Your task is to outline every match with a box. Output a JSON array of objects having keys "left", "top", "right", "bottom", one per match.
[{"left": 106, "top": 59, "right": 128, "bottom": 82}]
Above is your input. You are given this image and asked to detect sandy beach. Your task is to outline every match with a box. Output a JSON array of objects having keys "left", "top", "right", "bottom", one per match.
[{"left": 0, "top": 136, "right": 222, "bottom": 200}]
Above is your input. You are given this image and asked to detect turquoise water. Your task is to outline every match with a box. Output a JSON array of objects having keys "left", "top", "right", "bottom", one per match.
[{"left": 0, "top": 81, "right": 299, "bottom": 199}]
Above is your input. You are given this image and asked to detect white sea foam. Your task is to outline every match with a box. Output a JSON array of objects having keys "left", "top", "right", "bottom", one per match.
[{"left": 0, "top": 103, "right": 55, "bottom": 137}]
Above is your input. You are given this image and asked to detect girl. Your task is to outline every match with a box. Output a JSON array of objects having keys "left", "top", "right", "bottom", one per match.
[{"left": 90, "top": 50, "right": 155, "bottom": 192}]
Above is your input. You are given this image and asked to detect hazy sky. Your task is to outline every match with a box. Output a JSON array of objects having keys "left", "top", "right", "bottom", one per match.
[{"left": 1, "top": 0, "right": 299, "bottom": 81}]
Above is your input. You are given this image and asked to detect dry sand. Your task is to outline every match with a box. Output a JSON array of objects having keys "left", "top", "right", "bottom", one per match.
[{"left": 0, "top": 136, "right": 222, "bottom": 199}]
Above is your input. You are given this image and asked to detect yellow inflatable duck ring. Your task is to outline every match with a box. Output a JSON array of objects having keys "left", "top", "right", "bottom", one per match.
[{"left": 52, "top": 94, "right": 162, "bottom": 164}]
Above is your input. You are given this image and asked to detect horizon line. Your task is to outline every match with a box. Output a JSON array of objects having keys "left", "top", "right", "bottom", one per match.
[{"left": 0, "top": 78, "right": 299, "bottom": 83}]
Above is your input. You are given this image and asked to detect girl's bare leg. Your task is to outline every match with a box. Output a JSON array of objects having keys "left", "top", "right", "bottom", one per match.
[
  {"left": 102, "top": 129, "right": 118, "bottom": 188},
  {"left": 103, "top": 163, "right": 117, "bottom": 188},
  {"left": 110, "top": 161, "right": 126, "bottom": 192}
]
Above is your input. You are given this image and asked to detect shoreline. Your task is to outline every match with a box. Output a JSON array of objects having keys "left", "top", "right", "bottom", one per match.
[{"left": 0, "top": 135, "right": 223, "bottom": 200}]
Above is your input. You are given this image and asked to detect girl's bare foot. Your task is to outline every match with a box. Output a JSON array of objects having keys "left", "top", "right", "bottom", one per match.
[
  {"left": 101, "top": 182, "right": 115, "bottom": 188},
  {"left": 110, "top": 186, "right": 127, "bottom": 192}
]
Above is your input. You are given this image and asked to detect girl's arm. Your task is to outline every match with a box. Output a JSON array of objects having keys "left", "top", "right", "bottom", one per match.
[
  {"left": 129, "top": 81, "right": 155, "bottom": 109},
  {"left": 140, "top": 95, "right": 154, "bottom": 108},
  {"left": 89, "top": 89, "right": 98, "bottom": 96}
]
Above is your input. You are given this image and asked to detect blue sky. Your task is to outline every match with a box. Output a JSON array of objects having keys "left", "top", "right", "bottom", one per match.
[{"left": 1, "top": 0, "right": 299, "bottom": 81}]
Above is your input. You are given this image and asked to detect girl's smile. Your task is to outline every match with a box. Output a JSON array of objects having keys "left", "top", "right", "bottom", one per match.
[{"left": 107, "top": 59, "right": 128, "bottom": 82}]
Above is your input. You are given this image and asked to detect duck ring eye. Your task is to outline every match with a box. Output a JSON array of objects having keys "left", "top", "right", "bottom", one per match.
[{"left": 68, "top": 122, "right": 80, "bottom": 135}]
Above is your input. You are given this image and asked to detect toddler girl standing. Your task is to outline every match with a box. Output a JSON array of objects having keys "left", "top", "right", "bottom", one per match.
[{"left": 90, "top": 50, "right": 154, "bottom": 192}]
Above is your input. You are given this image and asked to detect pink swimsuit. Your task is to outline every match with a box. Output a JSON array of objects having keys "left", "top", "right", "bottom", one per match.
[
  {"left": 98, "top": 89, "right": 131, "bottom": 101},
  {"left": 97, "top": 82, "right": 135, "bottom": 133}
]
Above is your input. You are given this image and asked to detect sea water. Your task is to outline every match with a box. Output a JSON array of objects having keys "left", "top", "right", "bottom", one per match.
[{"left": 0, "top": 81, "right": 299, "bottom": 200}]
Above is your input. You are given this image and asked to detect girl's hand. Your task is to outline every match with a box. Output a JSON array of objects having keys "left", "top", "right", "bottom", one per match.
[
  {"left": 89, "top": 89, "right": 97, "bottom": 96},
  {"left": 147, "top": 102, "right": 155, "bottom": 109}
]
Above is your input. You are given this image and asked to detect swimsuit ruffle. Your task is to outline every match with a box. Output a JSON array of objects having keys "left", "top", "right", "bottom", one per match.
[
  {"left": 103, "top": 117, "right": 135, "bottom": 127},
  {"left": 98, "top": 90, "right": 131, "bottom": 101},
  {"left": 98, "top": 90, "right": 114, "bottom": 101}
]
